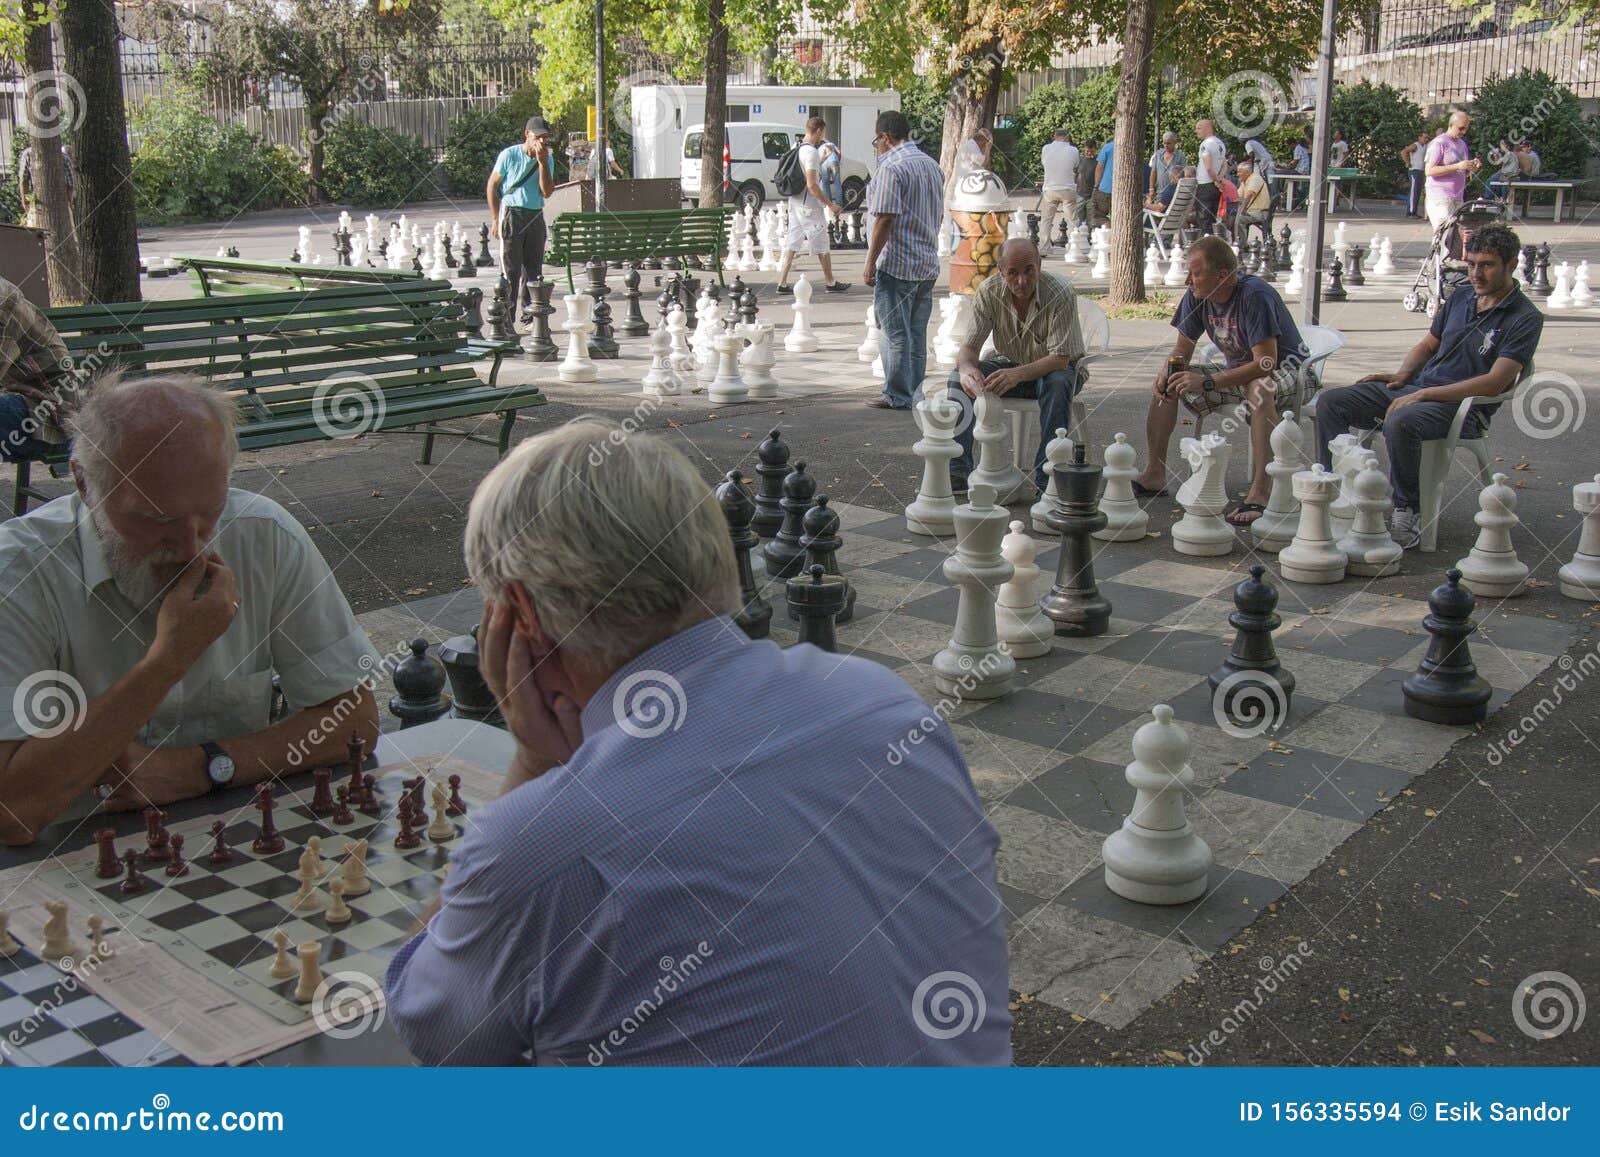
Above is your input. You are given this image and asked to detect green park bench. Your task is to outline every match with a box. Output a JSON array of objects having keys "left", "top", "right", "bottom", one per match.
[
  {"left": 11, "top": 279, "right": 543, "bottom": 516},
  {"left": 545, "top": 206, "right": 740, "bottom": 290}
]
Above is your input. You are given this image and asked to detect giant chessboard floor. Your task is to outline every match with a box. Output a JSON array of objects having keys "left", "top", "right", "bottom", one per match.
[{"left": 761, "top": 498, "right": 1577, "bottom": 1029}]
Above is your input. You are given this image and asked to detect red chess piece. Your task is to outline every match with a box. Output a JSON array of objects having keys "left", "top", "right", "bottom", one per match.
[
  {"left": 310, "top": 768, "right": 335, "bottom": 817},
  {"left": 406, "top": 777, "right": 428, "bottom": 829},
  {"left": 119, "top": 849, "right": 146, "bottom": 896},
  {"left": 345, "top": 754, "right": 365, "bottom": 811},
  {"left": 207, "top": 819, "right": 234, "bottom": 866},
  {"left": 165, "top": 833, "right": 190, "bottom": 878},
  {"left": 332, "top": 785, "right": 355, "bottom": 826},
  {"left": 143, "top": 807, "right": 170, "bottom": 864},
  {"left": 253, "top": 783, "right": 285, "bottom": 854},
  {"left": 393, "top": 798, "right": 421, "bottom": 850},
  {"left": 94, "top": 829, "right": 120, "bottom": 879},
  {"left": 359, "top": 773, "right": 380, "bottom": 816},
  {"left": 445, "top": 774, "right": 467, "bottom": 817}
]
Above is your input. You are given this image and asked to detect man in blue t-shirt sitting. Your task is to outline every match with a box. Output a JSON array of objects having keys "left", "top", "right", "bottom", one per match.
[
  {"left": 488, "top": 115, "right": 559, "bottom": 320},
  {"left": 1133, "top": 236, "right": 1313, "bottom": 527},
  {"left": 1314, "top": 223, "right": 1542, "bottom": 549}
]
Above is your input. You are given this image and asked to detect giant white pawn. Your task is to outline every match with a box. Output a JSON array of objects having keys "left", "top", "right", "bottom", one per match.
[
  {"left": 996, "top": 521, "right": 1054, "bottom": 659},
  {"left": 708, "top": 327, "right": 748, "bottom": 403},
  {"left": 1093, "top": 433, "right": 1149, "bottom": 542},
  {"left": 1252, "top": 410, "right": 1307, "bottom": 553},
  {"left": 1143, "top": 243, "right": 1162, "bottom": 286},
  {"left": 1030, "top": 427, "right": 1072, "bottom": 535},
  {"left": 1070, "top": 224, "right": 1092, "bottom": 264},
  {"left": 969, "top": 393, "right": 1032, "bottom": 505},
  {"left": 933, "top": 484, "right": 1016, "bottom": 699},
  {"left": 906, "top": 385, "right": 961, "bottom": 537},
  {"left": 1571, "top": 260, "right": 1593, "bottom": 308},
  {"left": 1091, "top": 233, "right": 1110, "bottom": 279},
  {"left": 1284, "top": 244, "right": 1305, "bottom": 296},
  {"left": 1547, "top": 262, "right": 1573, "bottom": 309},
  {"left": 641, "top": 323, "right": 681, "bottom": 398},
  {"left": 785, "top": 275, "right": 819, "bottom": 352},
  {"left": 557, "top": 293, "right": 597, "bottom": 382},
  {"left": 1102, "top": 705, "right": 1212, "bottom": 905},
  {"left": 1558, "top": 474, "right": 1600, "bottom": 601},
  {"left": 1327, "top": 432, "right": 1363, "bottom": 542},
  {"left": 427, "top": 238, "right": 449, "bottom": 280},
  {"left": 1279, "top": 464, "right": 1347, "bottom": 583},
  {"left": 1340, "top": 453, "right": 1402, "bottom": 577},
  {"left": 739, "top": 320, "right": 779, "bottom": 399},
  {"left": 666, "top": 306, "right": 696, "bottom": 376},
  {"left": 857, "top": 303, "right": 880, "bottom": 362},
  {"left": 1456, "top": 472, "right": 1529, "bottom": 597},
  {"left": 934, "top": 295, "right": 970, "bottom": 367},
  {"left": 1171, "top": 433, "right": 1233, "bottom": 556},
  {"left": 1163, "top": 241, "right": 1186, "bottom": 286},
  {"left": 1373, "top": 236, "right": 1396, "bottom": 276}
]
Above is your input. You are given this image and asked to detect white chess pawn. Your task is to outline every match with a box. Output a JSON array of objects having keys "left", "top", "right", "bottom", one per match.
[
  {"left": 739, "top": 320, "right": 779, "bottom": 399},
  {"left": 1547, "top": 262, "right": 1573, "bottom": 309},
  {"left": 1252, "top": 410, "right": 1307, "bottom": 553},
  {"left": 934, "top": 295, "right": 971, "bottom": 367},
  {"left": 996, "top": 520, "right": 1054, "bottom": 659},
  {"left": 785, "top": 275, "right": 819, "bottom": 352},
  {"left": 1163, "top": 241, "right": 1186, "bottom": 286},
  {"left": 1072, "top": 224, "right": 1092, "bottom": 264},
  {"left": 350, "top": 234, "right": 367, "bottom": 268},
  {"left": 1327, "top": 432, "right": 1363, "bottom": 542},
  {"left": 1091, "top": 232, "right": 1111, "bottom": 278},
  {"left": 1571, "top": 260, "right": 1593, "bottom": 307},
  {"left": 1332, "top": 220, "right": 1348, "bottom": 250},
  {"left": 427, "top": 239, "right": 449, "bottom": 280},
  {"left": 1030, "top": 427, "right": 1072, "bottom": 535},
  {"left": 1373, "top": 236, "right": 1396, "bottom": 277},
  {"left": 933, "top": 484, "right": 1016, "bottom": 699},
  {"left": 737, "top": 209, "right": 759, "bottom": 271},
  {"left": 1102, "top": 705, "right": 1212, "bottom": 905},
  {"left": 1340, "top": 453, "right": 1402, "bottom": 577},
  {"left": 557, "top": 292, "right": 597, "bottom": 383},
  {"left": 1456, "top": 472, "right": 1529, "bottom": 597},
  {"left": 1279, "top": 463, "right": 1347, "bottom": 584},
  {"left": 1284, "top": 243, "right": 1306, "bottom": 296},
  {"left": 968, "top": 393, "right": 1032, "bottom": 505},
  {"left": 758, "top": 209, "right": 778, "bottom": 270},
  {"left": 906, "top": 384, "right": 961, "bottom": 537},
  {"left": 707, "top": 326, "right": 748, "bottom": 403},
  {"left": 641, "top": 323, "right": 682, "bottom": 398},
  {"left": 1559, "top": 474, "right": 1600, "bottom": 601},
  {"left": 1171, "top": 433, "right": 1233, "bottom": 556},
  {"left": 857, "top": 303, "right": 880, "bottom": 362},
  {"left": 666, "top": 306, "right": 696, "bottom": 376},
  {"left": 1142, "top": 243, "right": 1162, "bottom": 286},
  {"left": 325, "top": 880, "right": 353, "bottom": 926},
  {"left": 297, "top": 224, "right": 316, "bottom": 265},
  {"left": 1093, "top": 433, "right": 1149, "bottom": 542},
  {"left": 1063, "top": 225, "right": 1084, "bottom": 265}
]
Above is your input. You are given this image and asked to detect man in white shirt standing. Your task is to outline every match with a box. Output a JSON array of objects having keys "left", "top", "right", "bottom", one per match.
[
  {"left": 1037, "top": 129, "right": 1080, "bottom": 253},
  {"left": 1194, "top": 118, "right": 1226, "bottom": 233},
  {"left": 775, "top": 116, "right": 849, "bottom": 295}
]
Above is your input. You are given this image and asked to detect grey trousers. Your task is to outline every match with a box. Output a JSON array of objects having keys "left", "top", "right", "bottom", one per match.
[{"left": 1313, "top": 378, "right": 1489, "bottom": 511}]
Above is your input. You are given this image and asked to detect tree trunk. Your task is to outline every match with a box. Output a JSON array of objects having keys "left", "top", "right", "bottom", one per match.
[
  {"left": 938, "top": 39, "right": 1004, "bottom": 188},
  {"left": 698, "top": 0, "right": 728, "bottom": 209},
  {"left": 1109, "top": 0, "right": 1156, "bottom": 307},
  {"left": 22, "top": 22, "right": 85, "bottom": 305},
  {"left": 306, "top": 98, "right": 332, "bottom": 202},
  {"left": 59, "top": 0, "right": 140, "bottom": 302}
]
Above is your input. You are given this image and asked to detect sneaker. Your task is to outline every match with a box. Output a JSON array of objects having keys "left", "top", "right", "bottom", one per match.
[
  {"left": 1391, "top": 508, "right": 1422, "bottom": 549},
  {"left": 824, "top": 281, "right": 852, "bottom": 293},
  {"left": 775, "top": 284, "right": 793, "bottom": 295}
]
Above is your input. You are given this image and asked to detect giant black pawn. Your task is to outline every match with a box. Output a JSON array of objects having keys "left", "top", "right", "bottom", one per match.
[
  {"left": 487, "top": 277, "right": 514, "bottom": 343},
  {"left": 717, "top": 470, "right": 772, "bottom": 640},
  {"left": 478, "top": 223, "right": 495, "bottom": 266},
  {"left": 792, "top": 495, "right": 854, "bottom": 624},
  {"left": 1346, "top": 245, "right": 1366, "bottom": 286},
  {"left": 1038, "top": 443, "right": 1112, "bottom": 637},
  {"left": 738, "top": 287, "right": 758, "bottom": 327},
  {"left": 1207, "top": 565, "right": 1295, "bottom": 731},
  {"left": 762, "top": 460, "right": 815, "bottom": 579},
  {"left": 1323, "top": 256, "right": 1348, "bottom": 302},
  {"left": 731, "top": 275, "right": 749, "bottom": 310},
  {"left": 389, "top": 638, "right": 452, "bottom": 728},
  {"left": 1245, "top": 239, "right": 1262, "bottom": 275},
  {"left": 679, "top": 274, "right": 701, "bottom": 328},
  {"left": 458, "top": 241, "right": 477, "bottom": 278},
  {"left": 1258, "top": 238, "right": 1277, "bottom": 283},
  {"left": 1277, "top": 224, "right": 1292, "bottom": 268},
  {"left": 788, "top": 565, "right": 849, "bottom": 653},
  {"left": 619, "top": 264, "right": 650, "bottom": 337},
  {"left": 584, "top": 257, "right": 619, "bottom": 358},
  {"left": 457, "top": 286, "right": 485, "bottom": 338},
  {"left": 1403, "top": 569, "right": 1491, "bottom": 725},
  {"left": 656, "top": 278, "right": 676, "bottom": 329},
  {"left": 752, "top": 428, "right": 789, "bottom": 538},
  {"left": 524, "top": 280, "right": 559, "bottom": 361}
]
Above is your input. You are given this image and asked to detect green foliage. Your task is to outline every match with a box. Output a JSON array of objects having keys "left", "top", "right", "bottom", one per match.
[
  {"left": 130, "top": 83, "right": 307, "bottom": 224},
  {"left": 321, "top": 119, "right": 437, "bottom": 206},
  {"left": 0, "top": 172, "right": 22, "bottom": 225},
  {"left": 896, "top": 74, "right": 951, "bottom": 159},
  {"left": 1012, "top": 71, "right": 1122, "bottom": 182},
  {"left": 443, "top": 105, "right": 518, "bottom": 196},
  {"left": 1330, "top": 81, "right": 1424, "bottom": 193},
  {"left": 1469, "top": 70, "right": 1597, "bottom": 181}
]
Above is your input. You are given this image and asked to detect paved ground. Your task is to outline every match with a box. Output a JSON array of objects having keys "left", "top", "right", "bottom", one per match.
[{"left": 35, "top": 194, "right": 1596, "bottom": 1065}]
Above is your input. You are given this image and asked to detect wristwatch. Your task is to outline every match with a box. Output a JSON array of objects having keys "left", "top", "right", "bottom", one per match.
[
  {"left": 1202, "top": 373, "right": 1217, "bottom": 392},
  {"left": 202, "top": 741, "right": 236, "bottom": 790}
]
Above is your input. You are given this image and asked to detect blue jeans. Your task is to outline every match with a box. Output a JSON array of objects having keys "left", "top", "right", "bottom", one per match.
[
  {"left": 874, "top": 272, "right": 935, "bottom": 408},
  {"left": 820, "top": 164, "right": 843, "bottom": 206},
  {"left": 947, "top": 360, "right": 1084, "bottom": 492},
  {"left": 0, "top": 394, "right": 52, "bottom": 463}
]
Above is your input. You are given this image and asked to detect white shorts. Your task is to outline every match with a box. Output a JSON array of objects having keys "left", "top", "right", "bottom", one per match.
[{"left": 785, "top": 201, "right": 829, "bottom": 255}]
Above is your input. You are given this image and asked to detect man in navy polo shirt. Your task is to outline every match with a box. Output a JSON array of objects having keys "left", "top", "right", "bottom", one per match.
[
  {"left": 1314, "top": 222, "right": 1542, "bottom": 549},
  {"left": 488, "top": 115, "right": 558, "bottom": 321}
]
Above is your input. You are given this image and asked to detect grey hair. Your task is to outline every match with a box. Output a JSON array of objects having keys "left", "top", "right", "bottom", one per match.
[
  {"left": 465, "top": 417, "right": 739, "bottom": 670},
  {"left": 69, "top": 370, "right": 238, "bottom": 494}
]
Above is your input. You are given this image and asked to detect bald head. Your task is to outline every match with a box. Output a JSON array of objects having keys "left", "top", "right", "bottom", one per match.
[
  {"left": 1196, "top": 119, "right": 1214, "bottom": 139},
  {"left": 1448, "top": 110, "right": 1471, "bottom": 136}
]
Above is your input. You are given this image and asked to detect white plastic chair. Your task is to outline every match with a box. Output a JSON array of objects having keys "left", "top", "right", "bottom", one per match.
[
  {"left": 1000, "top": 296, "right": 1111, "bottom": 470},
  {"left": 1190, "top": 323, "right": 1348, "bottom": 477},
  {"left": 1142, "top": 179, "right": 1197, "bottom": 260}
]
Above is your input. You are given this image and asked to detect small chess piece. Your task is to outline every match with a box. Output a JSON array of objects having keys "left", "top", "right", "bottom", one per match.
[
  {"left": 269, "top": 929, "right": 296, "bottom": 979},
  {"left": 325, "top": 880, "right": 353, "bottom": 926},
  {"left": 332, "top": 785, "right": 355, "bottom": 826},
  {"left": 427, "top": 783, "right": 457, "bottom": 842},
  {"left": 341, "top": 839, "right": 372, "bottom": 897},
  {"left": 294, "top": 941, "right": 324, "bottom": 1003},
  {"left": 41, "top": 899, "right": 82, "bottom": 965},
  {"left": 0, "top": 911, "right": 18, "bottom": 958},
  {"left": 445, "top": 774, "right": 467, "bottom": 817},
  {"left": 87, "top": 914, "right": 113, "bottom": 960},
  {"left": 164, "top": 833, "right": 189, "bottom": 878}
]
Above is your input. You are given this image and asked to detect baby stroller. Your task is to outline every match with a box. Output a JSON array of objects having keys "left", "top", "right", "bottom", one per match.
[{"left": 1402, "top": 194, "right": 1505, "bottom": 317}]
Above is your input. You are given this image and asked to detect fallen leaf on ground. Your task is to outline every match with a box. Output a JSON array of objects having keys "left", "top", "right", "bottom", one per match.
[{"left": 1468, "top": 1029, "right": 1497, "bottom": 1044}]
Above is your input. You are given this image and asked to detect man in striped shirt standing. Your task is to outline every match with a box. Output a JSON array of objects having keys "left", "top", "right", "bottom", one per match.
[{"left": 863, "top": 111, "right": 946, "bottom": 409}]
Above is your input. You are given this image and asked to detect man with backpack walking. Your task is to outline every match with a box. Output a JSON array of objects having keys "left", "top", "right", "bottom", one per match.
[{"left": 774, "top": 117, "right": 850, "bottom": 295}]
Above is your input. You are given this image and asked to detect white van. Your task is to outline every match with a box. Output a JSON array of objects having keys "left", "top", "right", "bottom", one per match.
[{"left": 680, "top": 122, "right": 873, "bottom": 212}]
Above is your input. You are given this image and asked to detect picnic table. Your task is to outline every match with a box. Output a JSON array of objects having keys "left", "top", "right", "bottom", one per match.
[{"left": 1278, "top": 170, "right": 1369, "bottom": 213}]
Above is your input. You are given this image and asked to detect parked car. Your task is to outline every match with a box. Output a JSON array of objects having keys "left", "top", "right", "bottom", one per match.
[
  {"left": 679, "top": 122, "right": 872, "bottom": 212},
  {"left": 1386, "top": 19, "right": 1498, "bottom": 50}
]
